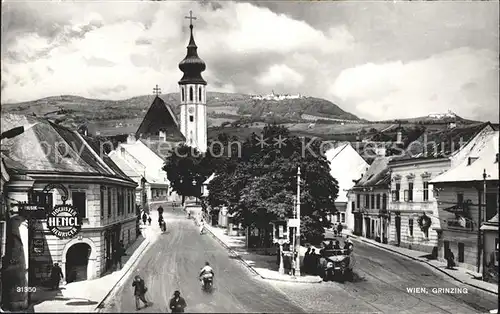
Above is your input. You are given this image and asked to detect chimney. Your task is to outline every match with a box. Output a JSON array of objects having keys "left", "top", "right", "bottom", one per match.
[{"left": 127, "top": 134, "right": 136, "bottom": 144}]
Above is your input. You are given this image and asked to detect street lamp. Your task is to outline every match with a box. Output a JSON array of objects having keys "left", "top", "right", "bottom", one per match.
[{"left": 293, "top": 166, "right": 301, "bottom": 277}]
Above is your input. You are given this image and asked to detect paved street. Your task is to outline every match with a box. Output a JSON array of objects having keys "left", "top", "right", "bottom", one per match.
[
  {"left": 100, "top": 205, "right": 497, "bottom": 313},
  {"left": 268, "top": 239, "right": 498, "bottom": 313},
  {"left": 98, "top": 206, "right": 304, "bottom": 313}
]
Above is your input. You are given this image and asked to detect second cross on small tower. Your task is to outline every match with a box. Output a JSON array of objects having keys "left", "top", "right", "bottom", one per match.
[{"left": 153, "top": 84, "right": 162, "bottom": 96}]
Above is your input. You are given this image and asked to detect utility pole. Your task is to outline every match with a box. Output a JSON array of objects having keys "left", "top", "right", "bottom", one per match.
[
  {"left": 481, "top": 169, "right": 487, "bottom": 276},
  {"left": 476, "top": 169, "right": 487, "bottom": 273},
  {"left": 295, "top": 166, "right": 301, "bottom": 277}
]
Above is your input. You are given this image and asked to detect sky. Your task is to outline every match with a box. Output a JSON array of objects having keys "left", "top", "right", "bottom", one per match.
[{"left": 1, "top": 0, "right": 499, "bottom": 122}]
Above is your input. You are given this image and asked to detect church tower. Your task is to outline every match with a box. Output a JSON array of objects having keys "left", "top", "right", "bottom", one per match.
[{"left": 178, "top": 11, "right": 207, "bottom": 152}]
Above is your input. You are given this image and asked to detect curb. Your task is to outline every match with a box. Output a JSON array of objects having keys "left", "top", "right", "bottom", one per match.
[
  {"left": 93, "top": 231, "right": 153, "bottom": 312},
  {"left": 204, "top": 225, "right": 322, "bottom": 284},
  {"left": 351, "top": 235, "right": 498, "bottom": 296}
]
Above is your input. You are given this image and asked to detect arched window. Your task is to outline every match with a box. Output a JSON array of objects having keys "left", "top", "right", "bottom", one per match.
[
  {"left": 189, "top": 87, "right": 193, "bottom": 101},
  {"left": 181, "top": 87, "right": 185, "bottom": 102},
  {"left": 199, "top": 87, "right": 202, "bottom": 102}
]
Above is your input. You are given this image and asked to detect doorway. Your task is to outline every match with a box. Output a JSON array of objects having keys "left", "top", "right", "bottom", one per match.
[
  {"left": 395, "top": 214, "right": 401, "bottom": 246},
  {"left": 65, "top": 243, "right": 91, "bottom": 283}
]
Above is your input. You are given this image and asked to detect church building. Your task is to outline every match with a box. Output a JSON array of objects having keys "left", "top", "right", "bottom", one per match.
[{"left": 110, "top": 11, "right": 208, "bottom": 206}]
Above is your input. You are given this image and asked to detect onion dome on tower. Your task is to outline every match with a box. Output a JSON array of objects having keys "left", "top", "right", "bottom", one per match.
[{"left": 178, "top": 19, "right": 207, "bottom": 85}]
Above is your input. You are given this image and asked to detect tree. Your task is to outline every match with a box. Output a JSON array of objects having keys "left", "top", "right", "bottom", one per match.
[
  {"left": 207, "top": 124, "right": 339, "bottom": 244},
  {"left": 163, "top": 144, "right": 211, "bottom": 204}
]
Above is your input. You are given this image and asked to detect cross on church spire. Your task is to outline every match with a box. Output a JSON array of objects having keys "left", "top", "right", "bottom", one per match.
[
  {"left": 153, "top": 84, "right": 161, "bottom": 96},
  {"left": 185, "top": 10, "right": 197, "bottom": 27}
]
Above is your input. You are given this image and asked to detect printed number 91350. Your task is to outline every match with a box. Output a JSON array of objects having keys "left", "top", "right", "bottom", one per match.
[{"left": 16, "top": 286, "right": 36, "bottom": 293}]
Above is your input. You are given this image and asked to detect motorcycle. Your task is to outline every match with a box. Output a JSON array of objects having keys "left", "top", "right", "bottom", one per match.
[{"left": 200, "top": 273, "right": 213, "bottom": 291}]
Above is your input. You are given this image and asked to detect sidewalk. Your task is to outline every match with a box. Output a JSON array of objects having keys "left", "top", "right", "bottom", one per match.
[
  {"left": 27, "top": 221, "right": 159, "bottom": 313},
  {"left": 348, "top": 233, "right": 498, "bottom": 295},
  {"left": 203, "top": 224, "right": 322, "bottom": 284}
]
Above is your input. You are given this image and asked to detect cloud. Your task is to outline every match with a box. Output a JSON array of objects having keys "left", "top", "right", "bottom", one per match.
[
  {"left": 332, "top": 47, "right": 499, "bottom": 121},
  {"left": 0, "top": 1, "right": 498, "bottom": 122},
  {"left": 257, "top": 64, "right": 304, "bottom": 87}
]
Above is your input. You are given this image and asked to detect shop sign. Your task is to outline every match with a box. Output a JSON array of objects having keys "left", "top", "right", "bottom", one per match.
[
  {"left": 18, "top": 203, "right": 47, "bottom": 219},
  {"left": 46, "top": 204, "right": 81, "bottom": 239}
]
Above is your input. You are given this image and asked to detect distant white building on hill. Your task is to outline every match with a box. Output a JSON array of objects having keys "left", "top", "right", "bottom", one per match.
[{"left": 251, "top": 91, "right": 303, "bottom": 101}]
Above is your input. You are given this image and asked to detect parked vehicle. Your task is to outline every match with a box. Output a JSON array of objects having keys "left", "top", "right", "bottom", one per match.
[{"left": 318, "top": 242, "right": 354, "bottom": 282}]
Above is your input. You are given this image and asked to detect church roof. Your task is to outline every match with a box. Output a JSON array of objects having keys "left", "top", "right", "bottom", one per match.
[
  {"left": 178, "top": 22, "right": 207, "bottom": 85},
  {"left": 135, "top": 96, "right": 186, "bottom": 142}
]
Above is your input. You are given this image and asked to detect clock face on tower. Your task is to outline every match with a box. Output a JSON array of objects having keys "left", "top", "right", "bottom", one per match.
[{"left": 188, "top": 107, "right": 194, "bottom": 114}]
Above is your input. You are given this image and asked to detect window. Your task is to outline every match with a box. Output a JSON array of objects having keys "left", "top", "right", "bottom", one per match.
[
  {"left": 119, "top": 188, "right": 125, "bottom": 215},
  {"left": 365, "top": 194, "right": 369, "bottom": 208},
  {"left": 423, "top": 181, "right": 429, "bottom": 201},
  {"left": 404, "top": 190, "right": 409, "bottom": 202},
  {"left": 72, "top": 191, "right": 86, "bottom": 219},
  {"left": 181, "top": 87, "right": 185, "bottom": 102},
  {"left": 189, "top": 87, "right": 193, "bottom": 101},
  {"left": 371, "top": 195, "right": 375, "bottom": 209},
  {"left": 351, "top": 201, "right": 356, "bottom": 212},
  {"left": 100, "top": 187, "right": 105, "bottom": 218},
  {"left": 128, "top": 190, "right": 132, "bottom": 213},
  {"left": 393, "top": 183, "right": 400, "bottom": 201},
  {"left": 108, "top": 188, "right": 112, "bottom": 218},
  {"left": 356, "top": 194, "right": 360, "bottom": 209},
  {"left": 486, "top": 192, "right": 498, "bottom": 221},
  {"left": 341, "top": 213, "right": 346, "bottom": 223},
  {"left": 30, "top": 191, "right": 53, "bottom": 212},
  {"left": 408, "top": 182, "right": 414, "bottom": 202},
  {"left": 458, "top": 243, "right": 465, "bottom": 263},
  {"left": 409, "top": 218, "right": 414, "bottom": 237},
  {"left": 457, "top": 193, "right": 464, "bottom": 206},
  {"left": 376, "top": 194, "right": 381, "bottom": 209},
  {"left": 199, "top": 87, "right": 202, "bottom": 102},
  {"left": 382, "top": 194, "right": 387, "bottom": 210},
  {"left": 189, "top": 115, "right": 194, "bottom": 122}
]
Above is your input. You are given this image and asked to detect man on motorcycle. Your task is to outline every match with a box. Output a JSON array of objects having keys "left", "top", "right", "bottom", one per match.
[{"left": 199, "top": 262, "right": 214, "bottom": 287}]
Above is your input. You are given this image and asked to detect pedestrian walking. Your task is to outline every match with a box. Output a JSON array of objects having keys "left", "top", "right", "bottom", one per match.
[
  {"left": 303, "top": 247, "right": 311, "bottom": 274},
  {"left": 310, "top": 248, "right": 319, "bottom": 275},
  {"left": 132, "top": 275, "right": 149, "bottom": 310},
  {"left": 113, "top": 240, "right": 127, "bottom": 270},
  {"left": 50, "top": 263, "right": 64, "bottom": 290},
  {"left": 147, "top": 216, "right": 152, "bottom": 226},
  {"left": 142, "top": 212, "right": 147, "bottom": 225},
  {"left": 158, "top": 206, "right": 164, "bottom": 215},
  {"left": 290, "top": 258, "right": 296, "bottom": 277},
  {"left": 199, "top": 218, "right": 205, "bottom": 234},
  {"left": 445, "top": 248, "right": 456, "bottom": 269},
  {"left": 169, "top": 290, "right": 187, "bottom": 313}
]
